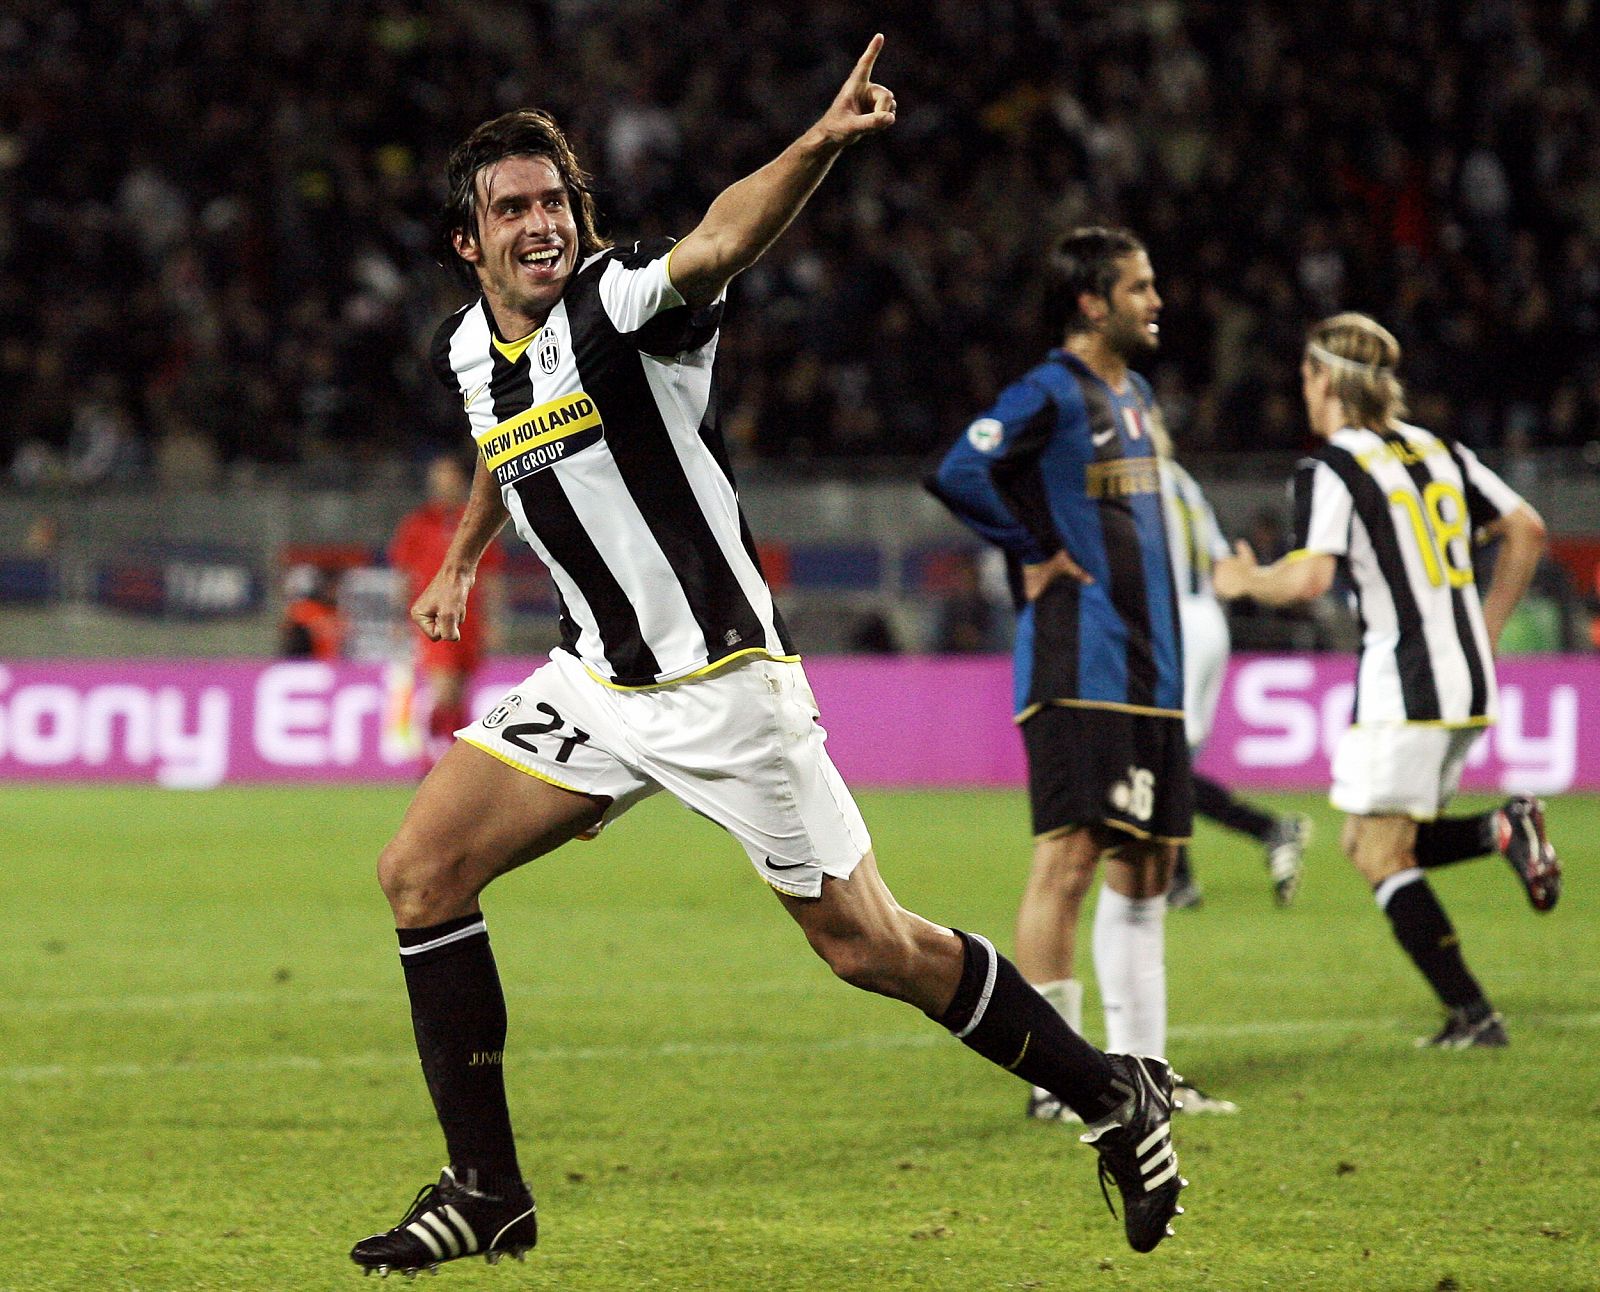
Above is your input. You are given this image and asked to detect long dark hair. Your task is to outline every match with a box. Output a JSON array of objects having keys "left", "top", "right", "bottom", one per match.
[{"left": 441, "top": 109, "right": 611, "bottom": 285}]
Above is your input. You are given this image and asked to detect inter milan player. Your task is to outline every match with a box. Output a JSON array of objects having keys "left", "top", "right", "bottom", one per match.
[
  {"left": 348, "top": 40, "right": 1186, "bottom": 1277},
  {"left": 1214, "top": 312, "right": 1560, "bottom": 1049},
  {"left": 930, "top": 227, "right": 1231, "bottom": 1120}
]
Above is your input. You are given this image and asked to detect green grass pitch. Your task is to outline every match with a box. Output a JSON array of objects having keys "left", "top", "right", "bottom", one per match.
[{"left": 1, "top": 784, "right": 1595, "bottom": 1291}]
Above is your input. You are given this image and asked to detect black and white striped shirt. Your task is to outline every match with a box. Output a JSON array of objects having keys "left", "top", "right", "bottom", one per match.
[
  {"left": 1160, "top": 458, "right": 1229, "bottom": 603},
  {"left": 430, "top": 238, "right": 794, "bottom": 688},
  {"left": 1291, "top": 422, "right": 1524, "bottom": 726}
]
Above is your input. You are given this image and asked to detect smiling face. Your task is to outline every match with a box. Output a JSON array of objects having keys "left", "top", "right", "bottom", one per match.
[
  {"left": 453, "top": 154, "right": 580, "bottom": 338},
  {"left": 1099, "top": 251, "right": 1162, "bottom": 361}
]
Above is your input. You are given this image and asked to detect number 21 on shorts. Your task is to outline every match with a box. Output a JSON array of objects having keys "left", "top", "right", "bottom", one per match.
[{"left": 496, "top": 700, "right": 592, "bottom": 761}]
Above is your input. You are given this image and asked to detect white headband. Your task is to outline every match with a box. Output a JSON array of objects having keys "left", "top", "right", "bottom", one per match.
[{"left": 1308, "top": 342, "right": 1392, "bottom": 376}]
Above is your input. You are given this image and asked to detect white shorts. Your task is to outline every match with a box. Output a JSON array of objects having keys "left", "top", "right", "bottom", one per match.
[
  {"left": 458, "top": 650, "right": 871, "bottom": 897},
  {"left": 1329, "top": 723, "right": 1485, "bottom": 820},
  {"left": 1179, "top": 596, "right": 1230, "bottom": 750}
]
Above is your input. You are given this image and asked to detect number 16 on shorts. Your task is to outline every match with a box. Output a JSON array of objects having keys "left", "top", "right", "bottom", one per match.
[{"left": 1111, "top": 766, "right": 1155, "bottom": 823}]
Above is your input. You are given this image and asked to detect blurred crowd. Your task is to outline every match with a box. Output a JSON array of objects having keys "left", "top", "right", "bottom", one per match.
[{"left": 2, "top": 0, "right": 1599, "bottom": 488}]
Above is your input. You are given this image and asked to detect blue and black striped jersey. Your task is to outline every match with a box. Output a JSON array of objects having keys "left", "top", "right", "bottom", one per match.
[{"left": 929, "top": 350, "right": 1183, "bottom": 720}]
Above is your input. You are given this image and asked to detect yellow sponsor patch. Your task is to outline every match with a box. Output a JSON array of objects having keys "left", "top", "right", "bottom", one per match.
[
  {"left": 1085, "top": 456, "right": 1159, "bottom": 499},
  {"left": 478, "top": 392, "right": 603, "bottom": 483}
]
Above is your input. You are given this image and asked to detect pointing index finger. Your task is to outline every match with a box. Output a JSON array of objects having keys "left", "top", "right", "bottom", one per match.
[{"left": 850, "top": 33, "right": 884, "bottom": 86}]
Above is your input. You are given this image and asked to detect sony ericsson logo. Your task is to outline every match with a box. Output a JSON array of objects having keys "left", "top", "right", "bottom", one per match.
[
  {"left": 967, "top": 417, "right": 1003, "bottom": 452},
  {"left": 537, "top": 329, "right": 561, "bottom": 375}
]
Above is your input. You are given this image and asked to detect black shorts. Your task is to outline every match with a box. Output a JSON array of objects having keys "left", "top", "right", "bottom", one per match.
[{"left": 1021, "top": 703, "right": 1193, "bottom": 842}]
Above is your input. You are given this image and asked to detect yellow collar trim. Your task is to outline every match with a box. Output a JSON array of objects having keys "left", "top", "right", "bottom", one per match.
[{"left": 492, "top": 328, "right": 541, "bottom": 364}]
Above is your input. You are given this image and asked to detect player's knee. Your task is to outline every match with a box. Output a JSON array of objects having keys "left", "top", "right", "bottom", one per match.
[
  {"left": 1106, "top": 840, "right": 1170, "bottom": 893},
  {"left": 375, "top": 839, "right": 424, "bottom": 918},
  {"left": 1064, "top": 859, "right": 1098, "bottom": 900},
  {"left": 1029, "top": 846, "right": 1097, "bottom": 903},
  {"left": 377, "top": 835, "right": 473, "bottom": 924}
]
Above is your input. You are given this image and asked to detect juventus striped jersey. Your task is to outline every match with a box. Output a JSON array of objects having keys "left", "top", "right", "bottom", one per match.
[
  {"left": 430, "top": 238, "right": 793, "bottom": 688},
  {"left": 1291, "top": 422, "right": 1524, "bottom": 726},
  {"left": 929, "top": 350, "right": 1183, "bottom": 720},
  {"left": 1160, "top": 458, "right": 1230, "bottom": 604}
]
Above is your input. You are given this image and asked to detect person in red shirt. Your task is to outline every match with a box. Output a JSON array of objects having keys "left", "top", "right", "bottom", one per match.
[
  {"left": 280, "top": 564, "right": 346, "bottom": 661},
  {"left": 390, "top": 453, "right": 505, "bottom": 767}
]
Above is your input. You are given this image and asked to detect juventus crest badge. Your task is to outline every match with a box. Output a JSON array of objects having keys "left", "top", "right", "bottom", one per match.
[{"left": 537, "top": 329, "right": 561, "bottom": 375}]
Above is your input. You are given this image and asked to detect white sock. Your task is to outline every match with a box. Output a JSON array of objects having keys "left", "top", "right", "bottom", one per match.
[
  {"left": 1036, "top": 976, "right": 1083, "bottom": 1032},
  {"left": 1093, "top": 885, "right": 1167, "bottom": 1058},
  {"left": 1030, "top": 978, "right": 1082, "bottom": 1102}
]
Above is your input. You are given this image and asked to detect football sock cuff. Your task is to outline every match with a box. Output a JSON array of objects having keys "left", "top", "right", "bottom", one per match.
[
  {"left": 938, "top": 930, "right": 1122, "bottom": 1122},
  {"left": 398, "top": 913, "right": 489, "bottom": 965},
  {"left": 938, "top": 929, "right": 999, "bottom": 1038},
  {"left": 1376, "top": 871, "right": 1486, "bottom": 1010}
]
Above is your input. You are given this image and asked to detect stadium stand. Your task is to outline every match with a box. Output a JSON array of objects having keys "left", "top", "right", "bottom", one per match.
[{"left": 1, "top": 0, "right": 1597, "bottom": 483}]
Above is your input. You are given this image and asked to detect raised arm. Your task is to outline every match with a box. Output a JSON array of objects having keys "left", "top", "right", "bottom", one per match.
[
  {"left": 667, "top": 35, "right": 896, "bottom": 308},
  {"left": 409, "top": 458, "right": 511, "bottom": 642},
  {"left": 1477, "top": 502, "right": 1547, "bottom": 651}
]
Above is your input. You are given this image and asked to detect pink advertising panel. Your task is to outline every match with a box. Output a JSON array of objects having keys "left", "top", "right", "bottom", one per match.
[{"left": 0, "top": 654, "right": 1594, "bottom": 792}]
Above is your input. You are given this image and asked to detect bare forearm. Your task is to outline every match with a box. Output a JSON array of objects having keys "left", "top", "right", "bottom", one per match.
[
  {"left": 439, "top": 460, "right": 510, "bottom": 579},
  {"left": 669, "top": 36, "right": 894, "bottom": 306},
  {"left": 671, "top": 132, "right": 842, "bottom": 305},
  {"left": 1215, "top": 548, "right": 1334, "bottom": 606},
  {"left": 1250, "top": 555, "right": 1332, "bottom": 605},
  {"left": 1479, "top": 508, "right": 1546, "bottom": 647}
]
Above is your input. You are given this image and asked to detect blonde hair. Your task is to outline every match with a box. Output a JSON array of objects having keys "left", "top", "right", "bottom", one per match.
[{"left": 1304, "top": 312, "right": 1408, "bottom": 431}]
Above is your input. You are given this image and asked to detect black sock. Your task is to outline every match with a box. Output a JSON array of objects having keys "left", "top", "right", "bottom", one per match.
[
  {"left": 1172, "top": 845, "right": 1193, "bottom": 886},
  {"left": 1193, "top": 774, "right": 1276, "bottom": 840},
  {"left": 397, "top": 914, "right": 523, "bottom": 1193},
  {"left": 1413, "top": 812, "right": 1496, "bottom": 869},
  {"left": 933, "top": 930, "right": 1126, "bottom": 1122},
  {"left": 1375, "top": 871, "right": 1487, "bottom": 1011}
]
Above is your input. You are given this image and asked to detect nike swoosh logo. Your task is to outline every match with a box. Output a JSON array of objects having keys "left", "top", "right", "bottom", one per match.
[
  {"left": 764, "top": 857, "right": 808, "bottom": 871},
  {"left": 463, "top": 382, "right": 488, "bottom": 409},
  {"left": 1092, "top": 428, "right": 1117, "bottom": 447}
]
